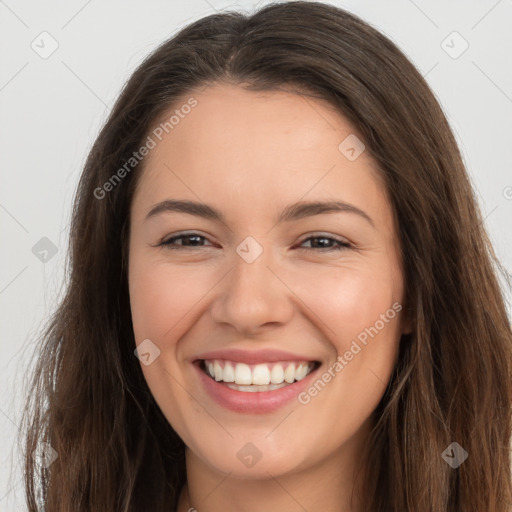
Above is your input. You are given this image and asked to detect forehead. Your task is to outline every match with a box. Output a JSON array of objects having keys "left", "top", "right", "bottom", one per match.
[
  {"left": 150, "top": 83, "right": 365, "bottom": 162},
  {"left": 131, "top": 83, "right": 390, "bottom": 227}
]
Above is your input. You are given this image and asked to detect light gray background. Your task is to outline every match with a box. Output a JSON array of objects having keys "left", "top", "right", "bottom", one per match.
[{"left": 1, "top": 0, "right": 511, "bottom": 509}]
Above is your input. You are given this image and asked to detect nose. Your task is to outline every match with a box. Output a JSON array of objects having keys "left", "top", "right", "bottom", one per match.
[{"left": 209, "top": 244, "right": 294, "bottom": 336}]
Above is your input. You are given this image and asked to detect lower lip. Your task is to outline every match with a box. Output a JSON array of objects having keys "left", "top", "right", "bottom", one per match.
[{"left": 193, "top": 361, "right": 320, "bottom": 414}]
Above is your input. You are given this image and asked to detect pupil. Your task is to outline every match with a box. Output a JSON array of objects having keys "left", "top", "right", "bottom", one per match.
[{"left": 185, "top": 235, "right": 201, "bottom": 246}]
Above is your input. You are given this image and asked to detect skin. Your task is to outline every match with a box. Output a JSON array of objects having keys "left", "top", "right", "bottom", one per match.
[{"left": 128, "top": 83, "right": 411, "bottom": 512}]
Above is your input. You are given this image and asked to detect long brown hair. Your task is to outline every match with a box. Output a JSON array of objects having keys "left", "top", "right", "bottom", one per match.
[{"left": 19, "top": 1, "right": 512, "bottom": 510}]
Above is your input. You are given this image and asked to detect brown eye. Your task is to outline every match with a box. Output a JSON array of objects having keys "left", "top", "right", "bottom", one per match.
[
  {"left": 160, "top": 233, "right": 213, "bottom": 250},
  {"left": 298, "top": 235, "right": 351, "bottom": 252}
]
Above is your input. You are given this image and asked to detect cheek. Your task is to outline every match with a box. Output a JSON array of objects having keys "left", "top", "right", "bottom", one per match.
[
  {"left": 128, "top": 259, "right": 213, "bottom": 343},
  {"left": 128, "top": 259, "right": 214, "bottom": 436},
  {"left": 292, "top": 260, "right": 404, "bottom": 413},
  {"left": 300, "top": 266, "right": 402, "bottom": 399},
  {"left": 296, "top": 261, "right": 402, "bottom": 346}
]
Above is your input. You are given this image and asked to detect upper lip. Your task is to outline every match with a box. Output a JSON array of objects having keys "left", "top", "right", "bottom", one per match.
[{"left": 194, "top": 348, "right": 320, "bottom": 365}]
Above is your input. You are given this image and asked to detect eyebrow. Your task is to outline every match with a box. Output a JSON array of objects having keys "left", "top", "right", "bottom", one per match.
[{"left": 145, "top": 199, "right": 375, "bottom": 227}]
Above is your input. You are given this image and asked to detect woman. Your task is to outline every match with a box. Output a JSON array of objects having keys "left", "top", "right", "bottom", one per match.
[{"left": 20, "top": 1, "right": 512, "bottom": 511}]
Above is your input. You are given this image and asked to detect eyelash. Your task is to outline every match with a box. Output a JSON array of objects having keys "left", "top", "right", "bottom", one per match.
[{"left": 158, "top": 232, "right": 351, "bottom": 252}]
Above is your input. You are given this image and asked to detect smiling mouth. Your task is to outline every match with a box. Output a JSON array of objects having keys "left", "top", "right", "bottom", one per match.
[{"left": 197, "top": 359, "right": 321, "bottom": 392}]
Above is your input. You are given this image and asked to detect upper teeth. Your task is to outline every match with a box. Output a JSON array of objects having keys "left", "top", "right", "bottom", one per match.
[{"left": 204, "top": 360, "right": 315, "bottom": 385}]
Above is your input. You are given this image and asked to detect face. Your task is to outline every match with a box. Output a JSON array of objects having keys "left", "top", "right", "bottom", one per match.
[{"left": 128, "top": 83, "right": 410, "bottom": 480}]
